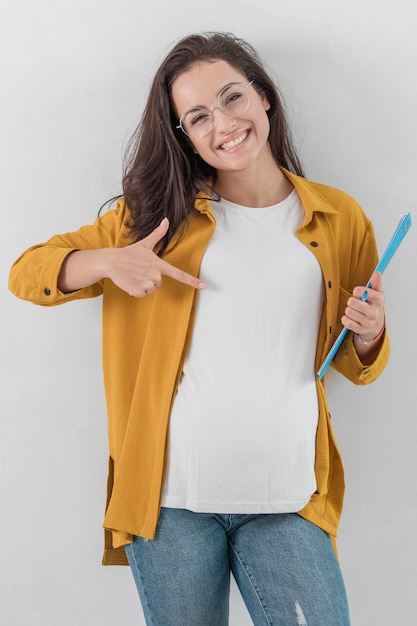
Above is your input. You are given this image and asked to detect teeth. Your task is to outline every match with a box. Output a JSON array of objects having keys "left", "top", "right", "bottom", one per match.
[{"left": 220, "top": 132, "right": 248, "bottom": 150}]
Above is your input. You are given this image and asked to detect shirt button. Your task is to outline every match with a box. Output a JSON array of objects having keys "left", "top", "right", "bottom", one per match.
[
  {"left": 310, "top": 241, "right": 319, "bottom": 247},
  {"left": 44, "top": 287, "right": 51, "bottom": 296}
]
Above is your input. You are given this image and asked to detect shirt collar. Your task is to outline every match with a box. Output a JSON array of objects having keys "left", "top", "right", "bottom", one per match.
[{"left": 193, "top": 168, "right": 339, "bottom": 221}]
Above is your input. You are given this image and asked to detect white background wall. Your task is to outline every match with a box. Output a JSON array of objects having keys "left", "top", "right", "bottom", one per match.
[{"left": 1, "top": 1, "right": 416, "bottom": 624}]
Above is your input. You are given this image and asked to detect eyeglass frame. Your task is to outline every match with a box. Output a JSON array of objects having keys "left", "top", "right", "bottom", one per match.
[{"left": 175, "top": 80, "right": 255, "bottom": 138}]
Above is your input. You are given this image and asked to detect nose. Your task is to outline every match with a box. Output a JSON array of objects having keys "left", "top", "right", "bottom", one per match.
[{"left": 210, "top": 106, "right": 237, "bottom": 133}]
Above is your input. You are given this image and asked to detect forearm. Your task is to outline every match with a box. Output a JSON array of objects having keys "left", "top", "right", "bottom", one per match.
[
  {"left": 58, "top": 248, "right": 113, "bottom": 293},
  {"left": 12, "top": 216, "right": 203, "bottom": 303},
  {"left": 343, "top": 271, "right": 386, "bottom": 367},
  {"left": 353, "top": 327, "right": 386, "bottom": 365}
]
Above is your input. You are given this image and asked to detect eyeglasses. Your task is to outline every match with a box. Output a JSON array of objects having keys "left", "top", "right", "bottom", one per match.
[{"left": 176, "top": 80, "right": 254, "bottom": 138}]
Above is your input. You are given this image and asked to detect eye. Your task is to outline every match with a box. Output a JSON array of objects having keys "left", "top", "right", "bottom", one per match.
[
  {"left": 221, "top": 88, "right": 246, "bottom": 111},
  {"left": 190, "top": 111, "right": 210, "bottom": 126},
  {"left": 225, "top": 91, "right": 243, "bottom": 105}
]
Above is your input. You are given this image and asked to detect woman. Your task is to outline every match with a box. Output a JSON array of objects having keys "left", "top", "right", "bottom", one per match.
[{"left": 9, "top": 32, "right": 389, "bottom": 626}]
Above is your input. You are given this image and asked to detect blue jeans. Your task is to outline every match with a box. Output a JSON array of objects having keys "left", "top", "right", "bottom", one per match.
[{"left": 124, "top": 508, "right": 350, "bottom": 626}]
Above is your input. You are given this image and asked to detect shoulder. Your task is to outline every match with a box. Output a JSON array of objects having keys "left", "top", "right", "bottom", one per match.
[
  {"left": 284, "top": 169, "right": 368, "bottom": 222},
  {"left": 283, "top": 170, "right": 374, "bottom": 243},
  {"left": 94, "top": 197, "right": 134, "bottom": 246},
  {"left": 309, "top": 179, "right": 355, "bottom": 199},
  {"left": 306, "top": 179, "right": 373, "bottom": 235},
  {"left": 308, "top": 180, "right": 365, "bottom": 214}
]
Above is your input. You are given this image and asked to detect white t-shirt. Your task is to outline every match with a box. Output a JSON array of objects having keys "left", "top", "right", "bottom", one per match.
[{"left": 161, "top": 189, "right": 324, "bottom": 513}]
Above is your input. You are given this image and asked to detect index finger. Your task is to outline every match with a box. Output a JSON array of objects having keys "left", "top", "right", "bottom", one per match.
[
  {"left": 159, "top": 258, "right": 206, "bottom": 290},
  {"left": 353, "top": 272, "right": 383, "bottom": 300},
  {"left": 369, "top": 271, "right": 383, "bottom": 292}
]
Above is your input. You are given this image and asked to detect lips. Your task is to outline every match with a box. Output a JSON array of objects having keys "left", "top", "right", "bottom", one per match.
[{"left": 219, "top": 131, "right": 249, "bottom": 151}]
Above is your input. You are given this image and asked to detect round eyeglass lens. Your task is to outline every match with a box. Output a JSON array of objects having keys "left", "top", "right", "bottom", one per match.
[
  {"left": 181, "top": 82, "right": 251, "bottom": 137},
  {"left": 219, "top": 83, "right": 250, "bottom": 116}
]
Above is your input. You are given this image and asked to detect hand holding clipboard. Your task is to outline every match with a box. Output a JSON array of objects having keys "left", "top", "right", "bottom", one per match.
[{"left": 317, "top": 212, "right": 412, "bottom": 380}]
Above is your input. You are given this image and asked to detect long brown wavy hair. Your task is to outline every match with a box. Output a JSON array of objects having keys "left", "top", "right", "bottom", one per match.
[{"left": 122, "top": 32, "right": 305, "bottom": 255}]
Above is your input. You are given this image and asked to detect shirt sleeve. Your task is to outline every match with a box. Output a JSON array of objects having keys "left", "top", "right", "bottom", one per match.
[
  {"left": 8, "top": 199, "right": 129, "bottom": 306},
  {"left": 331, "top": 218, "right": 390, "bottom": 384},
  {"left": 333, "top": 329, "right": 390, "bottom": 385}
]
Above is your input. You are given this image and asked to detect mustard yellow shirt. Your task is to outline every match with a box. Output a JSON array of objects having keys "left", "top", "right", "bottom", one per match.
[{"left": 9, "top": 170, "right": 390, "bottom": 565}]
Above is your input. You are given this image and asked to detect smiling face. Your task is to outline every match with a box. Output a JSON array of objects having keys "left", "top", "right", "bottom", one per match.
[{"left": 171, "top": 60, "right": 272, "bottom": 176}]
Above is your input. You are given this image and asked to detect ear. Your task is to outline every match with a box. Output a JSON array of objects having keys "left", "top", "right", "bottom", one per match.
[{"left": 261, "top": 92, "right": 271, "bottom": 112}]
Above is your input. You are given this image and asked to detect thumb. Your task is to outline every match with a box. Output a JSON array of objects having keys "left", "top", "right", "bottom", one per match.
[{"left": 141, "top": 217, "right": 170, "bottom": 250}]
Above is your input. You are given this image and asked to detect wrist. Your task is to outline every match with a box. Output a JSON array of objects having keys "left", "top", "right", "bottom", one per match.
[
  {"left": 355, "top": 314, "right": 386, "bottom": 345},
  {"left": 95, "top": 247, "right": 115, "bottom": 280}
]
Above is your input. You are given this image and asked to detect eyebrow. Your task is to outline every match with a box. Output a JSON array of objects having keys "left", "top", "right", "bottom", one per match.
[
  {"left": 217, "top": 81, "right": 242, "bottom": 94},
  {"left": 182, "top": 82, "right": 244, "bottom": 115}
]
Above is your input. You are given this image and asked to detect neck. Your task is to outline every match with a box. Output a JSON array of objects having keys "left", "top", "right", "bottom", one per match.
[{"left": 214, "top": 158, "right": 294, "bottom": 208}]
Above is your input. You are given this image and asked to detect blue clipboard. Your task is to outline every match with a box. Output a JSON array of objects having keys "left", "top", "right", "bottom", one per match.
[{"left": 317, "top": 212, "right": 412, "bottom": 380}]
